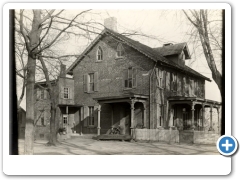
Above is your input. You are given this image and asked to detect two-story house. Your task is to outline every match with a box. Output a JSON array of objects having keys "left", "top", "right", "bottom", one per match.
[{"left": 34, "top": 17, "right": 221, "bottom": 144}]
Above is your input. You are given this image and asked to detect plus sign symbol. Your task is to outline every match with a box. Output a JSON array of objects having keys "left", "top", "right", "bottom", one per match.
[{"left": 217, "top": 135, "right": 238, "bottom": 156}]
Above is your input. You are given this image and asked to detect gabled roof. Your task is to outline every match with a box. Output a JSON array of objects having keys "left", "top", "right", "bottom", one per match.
[
  {"left": 153, "top": 42, "right": 191, "bottom": 59},
  {"left": 66, "top": 28, "right": 210, "bottom": 81}
]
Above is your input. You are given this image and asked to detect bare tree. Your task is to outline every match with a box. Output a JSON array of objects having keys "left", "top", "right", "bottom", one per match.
[
  {"left": 15, "top": 9, "right": 101, "bottom": 154},
  {"left": 182, "top": 9, "right": 223, "bottom": 98},
  {"left": 15, "top": 40, "right": 27, "bottom": 109}
]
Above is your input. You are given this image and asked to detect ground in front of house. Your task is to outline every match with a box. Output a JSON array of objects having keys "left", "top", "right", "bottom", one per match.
[{"left": 18, "top": 136, "right": 219, "bottom": 155}]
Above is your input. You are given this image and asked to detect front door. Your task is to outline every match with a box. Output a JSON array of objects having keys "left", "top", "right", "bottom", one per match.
[
  {"left": 63, "top": 114, "right": 68, "bottom": 133},
  {"left": 125, "top": 107, "right": 131, "bottom": 135},
  {"left": 182, "top": 111, "right": 190, "bottom": 130}
]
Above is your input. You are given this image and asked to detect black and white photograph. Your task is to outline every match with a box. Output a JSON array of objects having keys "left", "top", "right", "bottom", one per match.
[{"left": 2, "top": 2, "right": 234, "bottom": 176}]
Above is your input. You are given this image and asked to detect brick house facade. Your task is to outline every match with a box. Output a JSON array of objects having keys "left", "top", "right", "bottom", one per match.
[{"left": 34, "top": 18, "right": 221, "bottom": 143}]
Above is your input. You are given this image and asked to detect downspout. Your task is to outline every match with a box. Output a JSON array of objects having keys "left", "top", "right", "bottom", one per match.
[{"left": 149, "top": 62, "right": 157, "bottom": 129}]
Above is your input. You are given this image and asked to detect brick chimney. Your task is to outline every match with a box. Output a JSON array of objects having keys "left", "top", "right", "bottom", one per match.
[
  {"left": 104, "top": 17, "right": 117, "bottom": 32},
  {"left": 59, "top": 64, "right": 66, "bottom": 77}
]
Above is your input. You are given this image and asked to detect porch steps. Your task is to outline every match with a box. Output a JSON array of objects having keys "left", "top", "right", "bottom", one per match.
[{"left": 70, "top": 134, "right": 94, "bottom": 139}]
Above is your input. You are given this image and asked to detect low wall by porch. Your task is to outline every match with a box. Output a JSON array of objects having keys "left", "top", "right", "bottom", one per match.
[
  {"left": 134, "top": 129, "right": 219, "bottom": 145},
  {"left": 193, "top": 131, "right": 220, "bottom": 145},
  {"left": 134, "top": 129, "right": 179, "bottom": 143}
]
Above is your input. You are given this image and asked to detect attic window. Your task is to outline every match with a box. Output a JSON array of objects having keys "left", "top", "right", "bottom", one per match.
[
  {"left": 116, "top": 43, "right": 125, "bottom": 57},
  {"left": 97, "top": 47, "right": 103, "bottom": 61}
]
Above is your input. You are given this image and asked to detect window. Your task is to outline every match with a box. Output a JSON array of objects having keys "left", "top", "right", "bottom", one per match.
[
  {"left": 63, "top": 115, "right": 68, "bottom": 127},
  {"left": 89, "top": 73, "right": 94, "bottom": 92},
  {"left": 116, "top": 43, "right": 125, "bottom": 57},
  {"left": 97, "top": 47, "right": 103, "bottom": 61},
  {"left": 40, "top": 89, "right": 44, "bottom": 99},
  {"left": 124, "top": 67, "right": 137, "bottom": 88},
  {"left": 63, "top": 87, "right": 69, "bottom": 99},
  {"left": 88, "top": 106, "right": 94, "bottom": 126},
  {"left": 189, "top": 79, "right": 194, "bottom": 96},
  {"left": 157, "top": 69, "right": 165, "bottom": 88},
  {"left": 83, "top": 72, "right": 98, "bottom": 93},
  {"left": 159, "top": 105, "right": 164, "bottom": 126},
  {"left": 171, "top": 73, "right": 177, "bottom": 91},
  {"left": 194, "top": 80, "right": 198, "bottom": 96}
]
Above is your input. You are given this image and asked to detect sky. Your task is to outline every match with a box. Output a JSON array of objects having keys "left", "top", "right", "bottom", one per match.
[{"left": 17, "top": 9, "right": 222, "bottom": 110}]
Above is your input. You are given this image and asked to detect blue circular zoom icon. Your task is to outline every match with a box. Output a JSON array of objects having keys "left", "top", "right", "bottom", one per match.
[{"left": 217, "top": 135, "right": 238, "bottom": 156}]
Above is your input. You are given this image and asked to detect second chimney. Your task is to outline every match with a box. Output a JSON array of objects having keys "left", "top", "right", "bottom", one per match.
[
  {"left": 60, "top": 64, "right": 66, "bottom": 77},
  {"left": 104, "top": 17, "right": 117, "bottom": 32}
]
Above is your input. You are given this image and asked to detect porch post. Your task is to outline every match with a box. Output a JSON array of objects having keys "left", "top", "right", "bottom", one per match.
[
  {"left": 97, "top": 104, "right": 101, "bottom": 135},
  {"left": 130, "top": 99, "right": 135, "bottom": 136},
  {"left": 209, "top": 105, "right": 213, "bottom": 131},
  {"left": 66, "top": 106, "right": 68, "bottom": 134},
  {"left": 202, "top": 104, "right": 205, "bottom": 131},
  {"left": 217, "top": 107, "right": 220, "bottom": 134},
  {"left": 111, "top": 104, "right": 114, "bottom": 130},
  {"left": 143, "top": 102, "right": 147, "bottom": 128},
  {"left": 66, "top": 106, "right": 68, "bottom": 114},
  {"left": 79, "top": 107, "right": 82, "bottom": 135},
  {"left": 191, "top": 103, "right": 195, "bottom": 130}
]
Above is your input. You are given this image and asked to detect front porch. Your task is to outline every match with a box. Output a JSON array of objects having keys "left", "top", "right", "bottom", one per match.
[
  {"left": 135, "top": 97, "right": 222, "bottom": 144},
  {"left": 94, "top": 94, "right": 149, "bottom": 138},
  {"left": 168, "top": 97, "right": 222, "bottom": 133}
]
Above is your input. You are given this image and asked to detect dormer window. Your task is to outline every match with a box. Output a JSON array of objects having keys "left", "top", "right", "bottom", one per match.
[
  {"left": 116, "top": 43, "right": 125, "bottom": 57},
  {"left": 97, "top": 47, "right": 103, "bottom": 61}
]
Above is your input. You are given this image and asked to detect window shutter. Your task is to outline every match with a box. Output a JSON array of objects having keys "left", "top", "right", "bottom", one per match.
[
  {"left": 132, "top": 68, "right": 137, "bottom": 88},
  {"left": 68, "top": 88, "right": 72, "bottom": 99},
  {"left": 192, "top": 80, "right": 195, "bottom": 96},
  {"left": 83, "top": 74, "right": 87, "bottom": 92},
  {"left": 123, "top": 69, "right": 128, "bottom": 88},
  {"left": 94, "top": 106, "right": 98, "bottom": 127},
  {"left": 83, "top": 106, "right": 89, "bottom": 127},
  {"left": 61, "top": 87, "right": 64, "bottom": 98},
  {"left": 189, "top": 79, "right": 193, "bottom": 96},
  {"left": 166, "top": 72, "right": 170, "bottom": 90},
  {"left": 186, "top": 77, "right": 189, "bottom": 95},
  {"left": 94, "top": 72, "right": 99, "bottom": 91},
  {"left": 182, "top": 77, "right": 186, "bottom": 95},
  {"left": 162, "top": 71, "right": 166, "bottom": 89},
  {"left": 170, "top": 73, "right": 173, "bottom": 90}
]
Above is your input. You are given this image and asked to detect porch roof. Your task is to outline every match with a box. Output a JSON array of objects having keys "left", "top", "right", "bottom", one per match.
[
  {"left": 58, "top": 104, "right": 83, "bottom": 108},
  {"left": 93, "top": 94, "right": 148, "bottom": 104},
  {"left": 168, "top": 96, "right": 221, "bottom": 107}
]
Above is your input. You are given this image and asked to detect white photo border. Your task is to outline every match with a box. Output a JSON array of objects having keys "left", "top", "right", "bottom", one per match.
[{"left": 3, "top": 2, "right": 231, "bottom": 175}]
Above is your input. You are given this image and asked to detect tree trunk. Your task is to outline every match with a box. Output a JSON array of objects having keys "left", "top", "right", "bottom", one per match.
[
  {"left": 24, "top": 10, "right": 42, "bottom": 154},
  {"left": 48, "top": 105, "right": 57, "bottom": 145},
  {"left": 24, "top": 56, "right": 36, "bottom": 155}
]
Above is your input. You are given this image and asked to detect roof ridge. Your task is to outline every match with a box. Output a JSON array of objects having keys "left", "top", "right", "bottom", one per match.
[{"left": 67, "top": 28, "right": 210, "bottom": 81}]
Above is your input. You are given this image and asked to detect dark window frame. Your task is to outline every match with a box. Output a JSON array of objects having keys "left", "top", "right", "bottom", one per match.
[
  {"left": 89, "top": 73, "right": 94, "bottom": 92},
  {"left": 97, "top": 46, "right": 103, "bottom": 61},
  {"left": 124, "top": 67, "right": 137, "bottom": 89},
  {"left": 116, "top": 43, "right": 125, "bottom": 58},
  {"left": 63, "top": 87, "right": 69, "bottom": 99}
]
